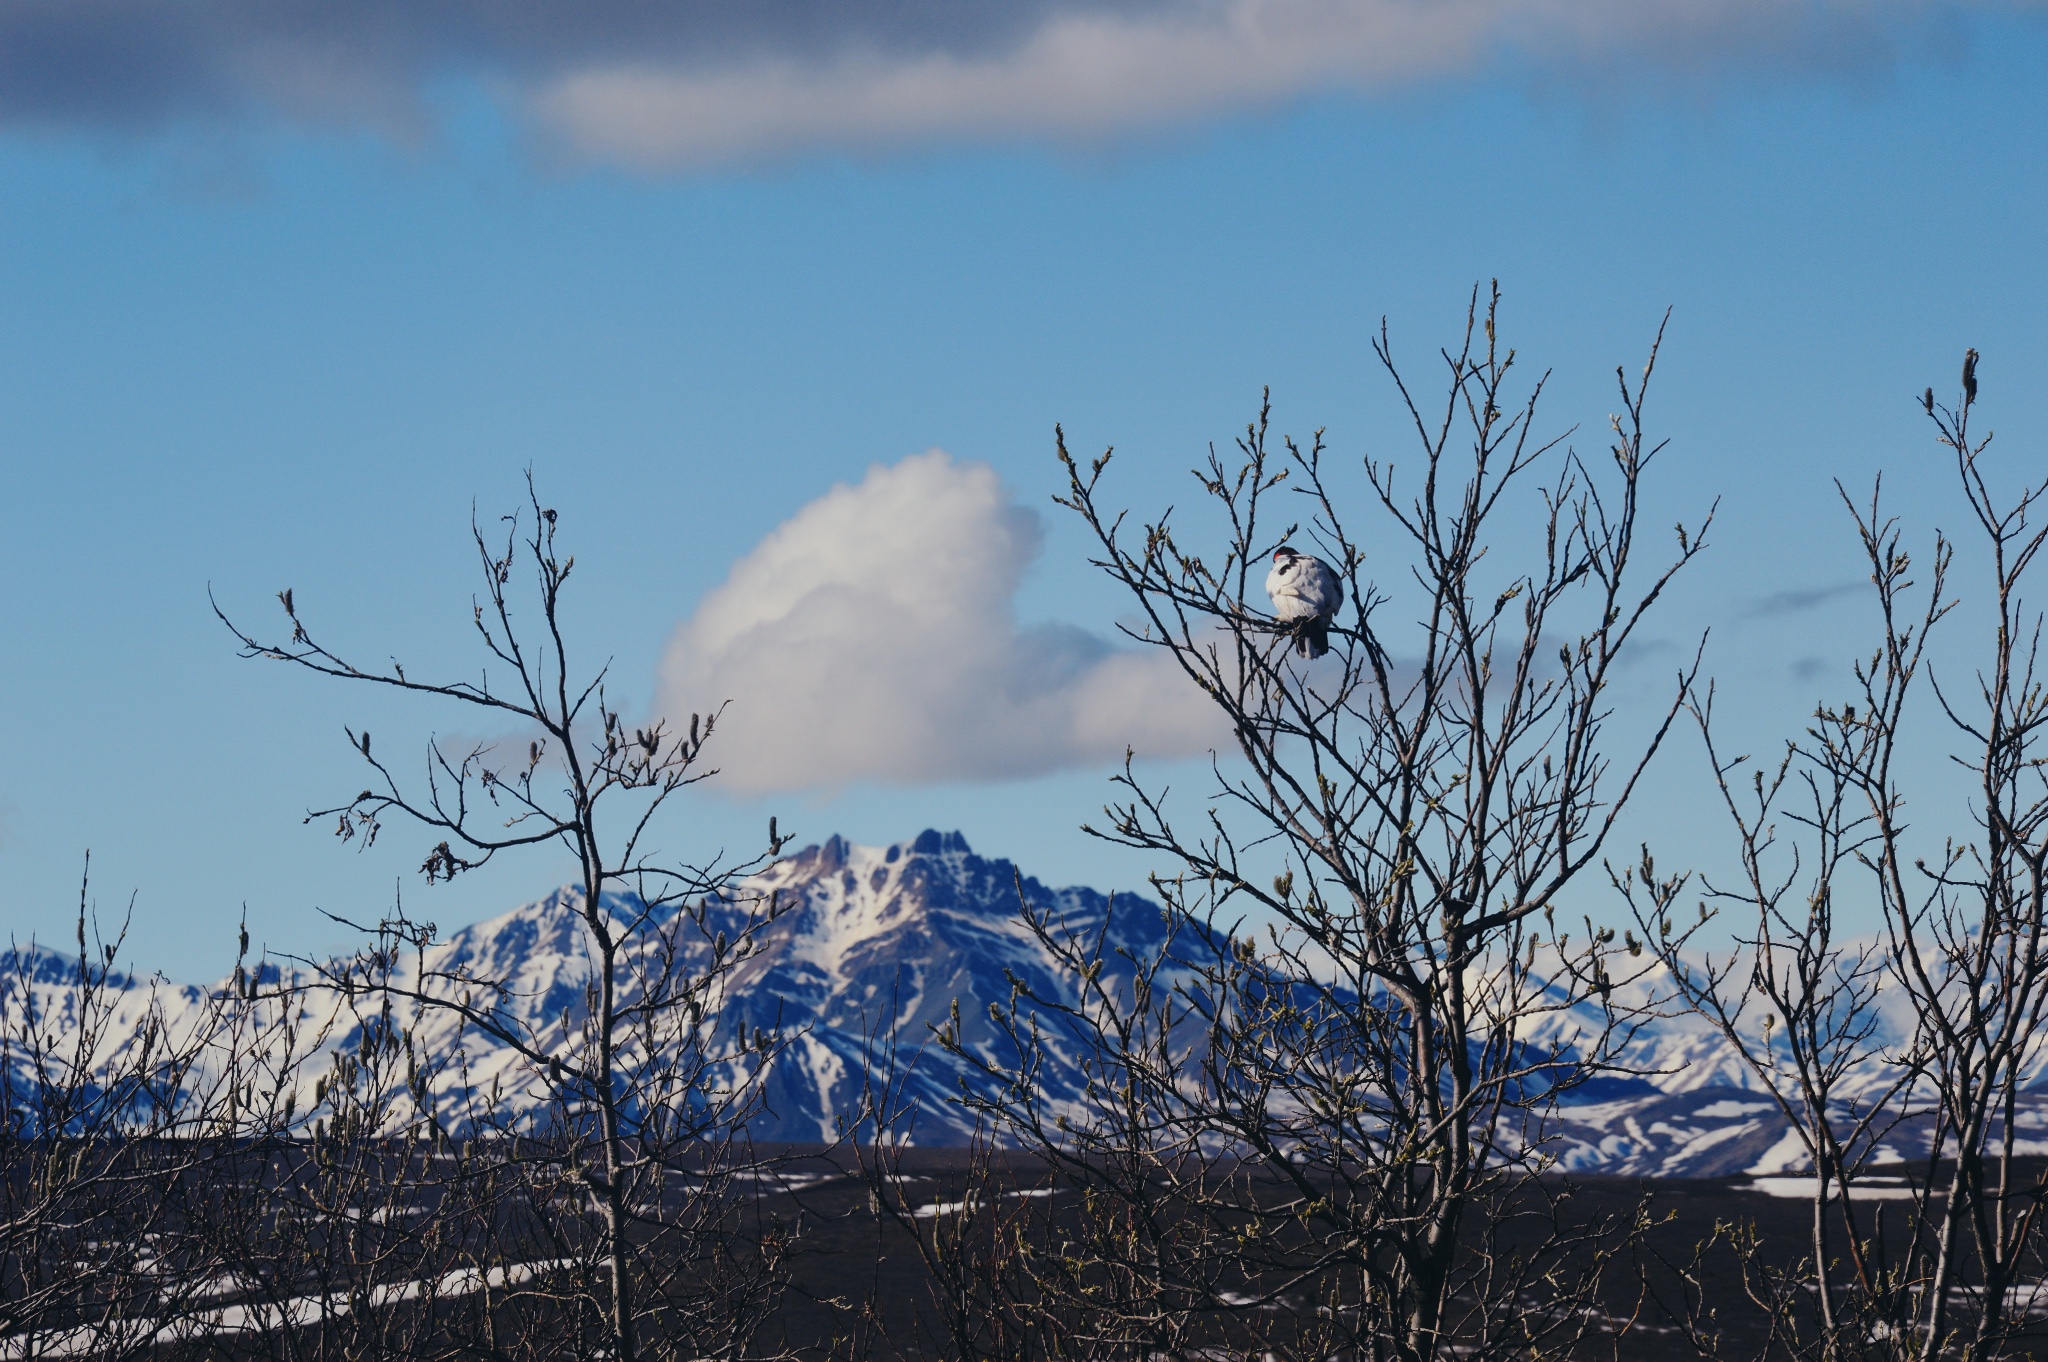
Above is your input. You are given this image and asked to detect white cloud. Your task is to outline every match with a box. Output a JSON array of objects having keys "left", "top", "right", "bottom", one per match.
[
  {"left": 0, "top": 0, "right": 1994, "bottom": 168},
  {"left": 656, "top": 450, "right": 1224, "bottom": 793}
]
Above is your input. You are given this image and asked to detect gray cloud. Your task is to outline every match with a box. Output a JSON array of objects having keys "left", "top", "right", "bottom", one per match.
[
  {"left": 1741, "top": 581, "right": 1864, "bottom": 619},
  {"left": 0, "top": 0, "right": 1997, "bottom": 167}
]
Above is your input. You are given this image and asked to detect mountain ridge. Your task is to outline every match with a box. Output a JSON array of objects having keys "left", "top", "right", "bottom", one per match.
[{"left": 10, "top": 829, "right": 2045, "bottom": 1178}]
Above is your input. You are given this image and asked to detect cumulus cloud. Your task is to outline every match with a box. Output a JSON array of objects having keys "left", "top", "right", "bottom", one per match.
[
  {"left": 0, "top": 0, "right": 1996, "bottom": 167},
  {"left": 656, "top": 450, "right": 1223, "bottom": 793}
]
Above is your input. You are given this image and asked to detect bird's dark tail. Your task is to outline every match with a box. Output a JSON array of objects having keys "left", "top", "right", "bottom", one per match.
[{"left": 1299, "top": 623, "right": 1330, "bottom": 659}]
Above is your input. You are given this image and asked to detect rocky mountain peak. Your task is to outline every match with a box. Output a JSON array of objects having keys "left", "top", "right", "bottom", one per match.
[{"left": 16, "top": 832, "right": 2037, "bottom": 1173}]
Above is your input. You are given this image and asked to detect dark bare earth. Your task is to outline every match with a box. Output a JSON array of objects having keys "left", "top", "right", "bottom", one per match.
[{"left": 758, "top": 1150, "right": 2048, "bottom": 1360}]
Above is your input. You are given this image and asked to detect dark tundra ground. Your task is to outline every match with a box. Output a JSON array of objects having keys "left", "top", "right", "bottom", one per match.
[
  {"left": 756, "top": 1148, "right": 2048, "bottom": 1361},
  {"left": 13, "top": 1143, "right": 2047, "bottom": 1358}
]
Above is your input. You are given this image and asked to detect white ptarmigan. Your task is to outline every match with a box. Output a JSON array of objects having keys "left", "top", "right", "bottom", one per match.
[{"left": 1265, "top": 547, "right": 1343, "bottom": 658}]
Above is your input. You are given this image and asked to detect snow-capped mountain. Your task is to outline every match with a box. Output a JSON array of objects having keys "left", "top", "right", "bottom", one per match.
[
  {"left": 0, "top": 831, "right": 1175, "bottom": 1147},
  {"left": 12, "top": 829, "right": 2048, "bottom": 1178},
  {"left": 698, "top": 828, "right": 1169, "bottom": 1142}
]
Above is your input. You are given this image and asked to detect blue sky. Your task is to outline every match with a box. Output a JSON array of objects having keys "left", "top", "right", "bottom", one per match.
[{"left": 1, "top": 2, "right": 2044, "bottom": 978}]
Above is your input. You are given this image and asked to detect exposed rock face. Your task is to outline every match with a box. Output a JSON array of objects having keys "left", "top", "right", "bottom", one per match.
[{"left": 678, "top": 828, "right": 1173, "bottom": 1143}]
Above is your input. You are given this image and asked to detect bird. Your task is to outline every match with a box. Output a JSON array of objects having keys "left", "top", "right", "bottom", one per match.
[{"left": 1265, "top": 547, "right": 1343, "bottom": 658}]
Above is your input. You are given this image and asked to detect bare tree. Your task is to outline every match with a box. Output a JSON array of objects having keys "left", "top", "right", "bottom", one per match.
[
  {"left": 216, "top": 477, "right": 797, "bottom": 1362},
  {"left": 0, "top": 864, "right": 293, "bottom": 1358},
  {"left": 849, "top": 1006, "right": 1062, "bottom": 1362},
  {"left": 1629, "top": 351, "right": 2048, "bottom": 1361},
  {"left": 160, "top": 947, "right": 529, "bottom": 1362},
  {"left": 924, "top": 286, "right": 1703, "bottom": 1361}
]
